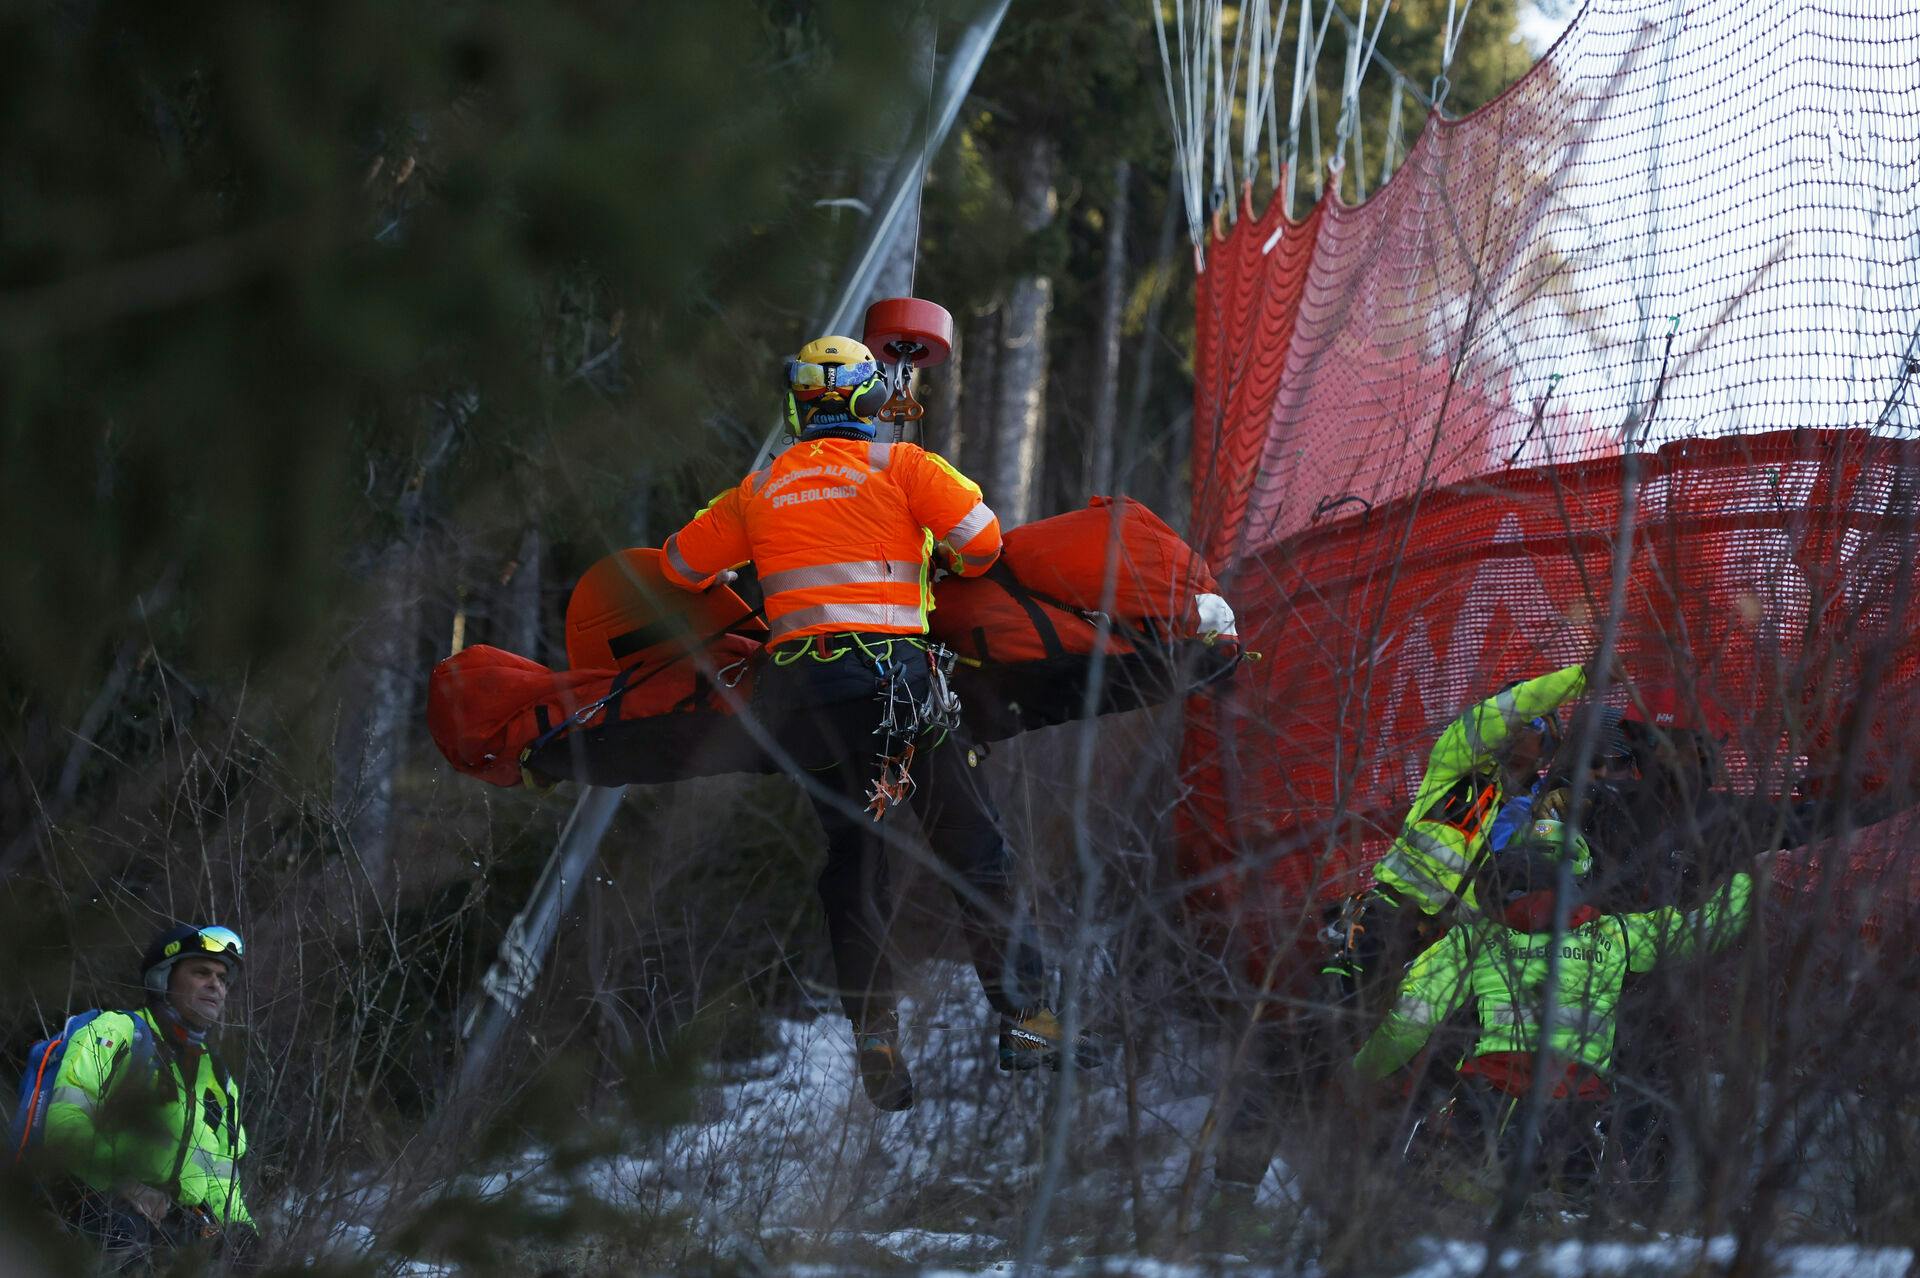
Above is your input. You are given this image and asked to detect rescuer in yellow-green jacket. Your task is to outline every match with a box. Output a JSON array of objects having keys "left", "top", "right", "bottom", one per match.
[
  {"left": 36, "top": 923, "right": 256, "bottom": 1267},
  {"left": 1353, "top": 818, "right": 1755, "bottom": 1196},
  {"left": 1356, "top": 819, "right": 1754, "bottom": 1087},
  {"left": 1323, "top": 659, "right": 1606, "bottom": 1005}
]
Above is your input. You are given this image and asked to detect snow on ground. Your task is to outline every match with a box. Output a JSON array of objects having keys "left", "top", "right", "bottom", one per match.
[
  {"left": 783, "top": 1240, "right": 1918, "bottom": 1278},
  {"left": 1393, "top": 1236, "right": 1915, "bottom": 1278},
  {"left": 585, "top": 966, "right": 1237, "bottom": 1253},
  {"left": 313, "top": 965, "right": 1917, "bottom": 1275}
]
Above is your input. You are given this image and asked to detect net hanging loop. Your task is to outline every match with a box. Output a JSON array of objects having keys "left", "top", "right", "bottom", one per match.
[{"left": 1433, "top": 0, "right": 1475, "bottom": 109}]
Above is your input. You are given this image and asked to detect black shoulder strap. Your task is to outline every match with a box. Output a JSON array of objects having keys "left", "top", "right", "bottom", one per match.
[
  {"left": 206, "top": 1045, "right": 232, "bottom": 1098},
  {"left": 985, "top": 560, "right": 1164, "bottom": 657},
  {"left": 526, "top": 605, "right": 768, "bottom": 754},
  {"left": 155, "top": 1027, "right": 197, "bottom": 1199},
  {"left": 985, "top": 560, "right": 1066, "bottom": 661}
]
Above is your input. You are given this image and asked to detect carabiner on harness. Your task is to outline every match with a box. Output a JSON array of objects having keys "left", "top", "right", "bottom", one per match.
[{"left": 864, "top": 642, "right": 965, "bottom": 820}]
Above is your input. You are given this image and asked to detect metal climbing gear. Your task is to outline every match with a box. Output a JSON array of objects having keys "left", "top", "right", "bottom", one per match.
[
  {"left": 865, "top": 642, "right": 964, "bottom": 819},
  {"left": 1321, "top": 890, "right": 1370, "bottom": 975}
]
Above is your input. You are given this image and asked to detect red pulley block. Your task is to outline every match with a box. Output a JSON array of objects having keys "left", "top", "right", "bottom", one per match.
[{"left": 862, "top": 297, "right": 953, "bottom": 367}]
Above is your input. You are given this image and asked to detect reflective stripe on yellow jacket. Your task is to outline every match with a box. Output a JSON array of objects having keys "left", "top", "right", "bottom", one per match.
[
  {"left": 43, "top": 1008, "right": 253, "bottom": 1226},
  {"left": 1373, "top": 664, "right": 1588, "bottom": 914},
  {"left": 661, "top": 437, "right": 1002, "bottom": 644}
]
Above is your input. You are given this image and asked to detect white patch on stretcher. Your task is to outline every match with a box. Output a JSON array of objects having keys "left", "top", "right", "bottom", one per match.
[{"left": 1195, "top": 592, "right": 1237, "bottom": 639}]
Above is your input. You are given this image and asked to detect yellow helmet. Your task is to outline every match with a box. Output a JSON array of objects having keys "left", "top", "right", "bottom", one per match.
[
  {"left": 785, "top": 335, "right": 888, "bottom": 437},
  {"left": 793, "top": 335, "right": 875, "bottom": 368}
]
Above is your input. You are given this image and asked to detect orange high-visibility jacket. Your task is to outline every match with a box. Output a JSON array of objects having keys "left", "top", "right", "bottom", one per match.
[{"left": 661, "top": 436, "right": 1002, "bottom": 645}]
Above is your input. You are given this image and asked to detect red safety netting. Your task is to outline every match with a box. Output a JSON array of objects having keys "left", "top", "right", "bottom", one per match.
[{"left": 1179, "top": 0, "right": 1920, "bottom": 969}]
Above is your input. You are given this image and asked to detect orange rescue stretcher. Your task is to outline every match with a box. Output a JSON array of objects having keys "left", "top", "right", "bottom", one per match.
[{"left": 426, "top": 497, "right": 1241, "bottom": 790}]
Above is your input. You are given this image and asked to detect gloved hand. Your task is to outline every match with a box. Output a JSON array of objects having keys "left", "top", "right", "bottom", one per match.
[
  {"left": 117, "top": 1183, "right": 171, "bottom": 1225},
  {"left": 1585, "top": 649, "right": 1629, "bottom": 688}
]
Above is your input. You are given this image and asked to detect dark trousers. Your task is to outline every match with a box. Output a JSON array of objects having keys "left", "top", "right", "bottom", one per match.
[
  {"left": 1410, "top": 1076, "right": 1609, "bottom": 1203},
  {"left": 62, "top": 1190, "right": 164, "bottom": 1273},
  {"left": 759, "top": 637, "right": 1044, "bottom": 1026},
  {"left": 1214, "top": 1011, "right": 1297, "bottom": 1190},
  {"left": 56, "top": 1185, "right": 257, "bottom": 1274},
  {"left": 1215, "top": 890, "right": 1447, "bottom": 1189}
]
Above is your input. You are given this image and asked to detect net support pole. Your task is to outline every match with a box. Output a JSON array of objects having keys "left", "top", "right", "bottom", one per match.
[{"left": 448, "top": 784, "right": 626, "bottom": 1110}]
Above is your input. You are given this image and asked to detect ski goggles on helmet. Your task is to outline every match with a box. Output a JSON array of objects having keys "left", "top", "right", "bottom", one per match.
[
  {"left": 786, "top": 357, "right": 880, "bottom": 400},
  {"left": 181, "top": 926, "right": 245, "bottom": 960}
]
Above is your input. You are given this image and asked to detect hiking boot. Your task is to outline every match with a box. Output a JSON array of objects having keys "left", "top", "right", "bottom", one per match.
[
  {"left": 853, "top": 1017, "right": 914, "bottom": 1112},
  {"left": 998, "top": 1006, "right": 1106, "bottom": 1072}
]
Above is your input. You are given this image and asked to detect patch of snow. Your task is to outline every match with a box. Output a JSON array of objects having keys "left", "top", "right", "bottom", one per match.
[
  {"left": 1396, "top": 1235, "right": 1914, "bottom": 1278},
  {"left": 296, "top": 960, "right": 1914, "bottom": 1278}
]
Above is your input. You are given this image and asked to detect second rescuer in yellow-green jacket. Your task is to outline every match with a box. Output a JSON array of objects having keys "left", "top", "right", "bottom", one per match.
[
  {"left": 1372, "top": 663, "right": 1591, "bottom": 915},
  {"left": 1356, "top": 819, "right": 1755, "bottom": 1095}
]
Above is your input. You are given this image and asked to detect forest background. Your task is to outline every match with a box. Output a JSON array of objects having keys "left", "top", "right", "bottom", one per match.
[{"left": 0, "top": 1, "right": 1555, "bottom": 1272}]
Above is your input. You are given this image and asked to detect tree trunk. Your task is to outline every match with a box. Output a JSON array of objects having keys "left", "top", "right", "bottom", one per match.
[
  {"left": 1164, "top": 407, "right": 1194, "bottom": 537},
  {"left": 855, "top": 168, "right": 918, "bottom": 320},
  {"left": 1124, "top": 186, "right": 1183, "bottom": 522},
  {"left": 1088, "top": 159, "right": 1131, "bottom": 497},
  {"left": 958, "top": 307, "right": 999, "bottom": 479},
  {"left": 854, "top": 16, "right": 934, "bottom": 314},
  {"left": 853, "top": 18, "right": 934, "bottom": 448},
  {"left": 987, "top": 136, "right": 1058, "bottom": 528},
  {"left": 333, "top": 405, "right": 461, "bottom": 891},
  {"left": 501, "top": 525, "right": 544, "bottom": 662},
  {"left": 929, "top": 323, "right": 963, "bottom": 461},
  {"left": 625, "top": 482, "right": 651, "bottom": 547},
  {"left": 335, "top": 535, "right": 419, "bottom": 893}
]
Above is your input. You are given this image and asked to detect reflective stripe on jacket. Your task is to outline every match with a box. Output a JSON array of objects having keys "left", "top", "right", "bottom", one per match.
[
  {"left": 1373, "top": 664, "right": 1588, "bottom": 914},
  {"left": 660, "top": 437, "right": 1002, "bottom": 644},
  {"left": 1354, "top": 872, "right": 1754, "bottom": 1084},
  {"left": 43, "top": 1008, "right": 253, "bottom": 1227}
]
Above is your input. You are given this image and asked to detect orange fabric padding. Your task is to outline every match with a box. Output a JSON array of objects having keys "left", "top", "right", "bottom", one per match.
[
  {"left": 565, "top": 547, "right": 764, "bottom": 673},
  {"left": 659, "top": 437, "right": 1001, "bottom": 645},
  {"left": 928, "top": 496, "right": 1220, "bottom": 661},
  {"left": 426, "top": 639, "right": 757, "bottom": 788},
  {"left": 1001, "top": 496, "right": 1218, "bottom": 619}
]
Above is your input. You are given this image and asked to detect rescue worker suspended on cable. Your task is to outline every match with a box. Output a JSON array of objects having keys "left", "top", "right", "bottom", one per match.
[{"left": 659, "top": 330, "right": 1098, "bottom": 1112}]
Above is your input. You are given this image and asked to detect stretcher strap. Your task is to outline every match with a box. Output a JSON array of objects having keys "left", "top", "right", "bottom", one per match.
[{"left": 983, "top": 561, "right": 1068, "bottom": 660}]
